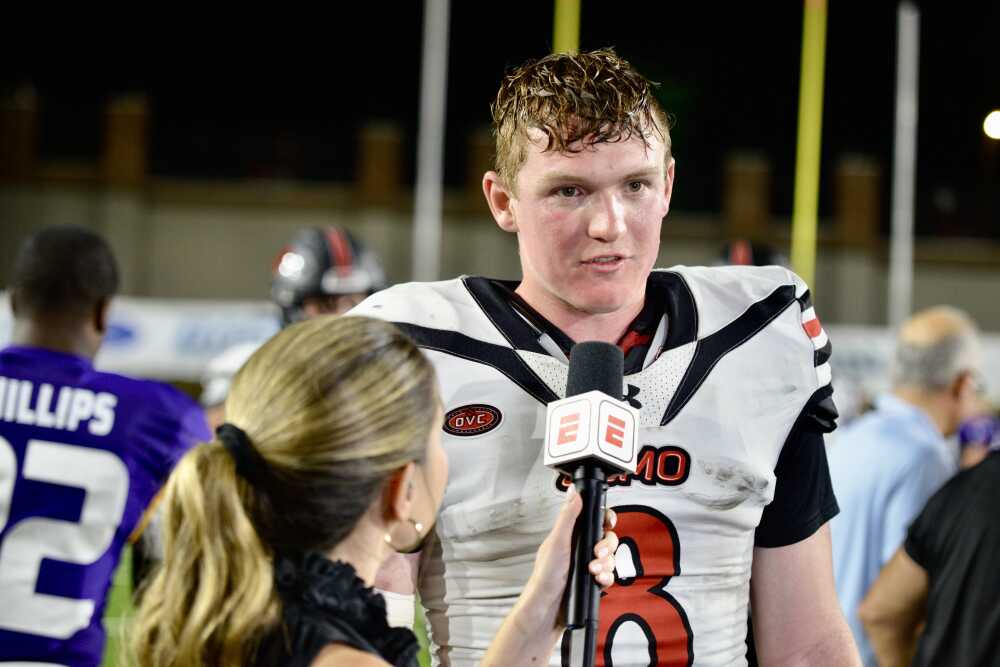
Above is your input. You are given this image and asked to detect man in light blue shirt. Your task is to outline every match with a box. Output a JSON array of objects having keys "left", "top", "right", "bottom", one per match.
[{"left": 829, "top": 306, "right": 982, "bottom": 666}]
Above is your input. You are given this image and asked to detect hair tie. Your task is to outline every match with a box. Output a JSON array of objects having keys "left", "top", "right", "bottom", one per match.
[{"left": 217, "top": 423, "right": 269, "bottom": 486}]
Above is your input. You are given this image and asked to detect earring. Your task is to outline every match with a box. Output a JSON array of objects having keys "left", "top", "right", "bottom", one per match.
[{"left": 384, "top": 519, "right": 425, "bottom": 550}]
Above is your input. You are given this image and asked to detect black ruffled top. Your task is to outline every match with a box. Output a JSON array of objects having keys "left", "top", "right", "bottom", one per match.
[{"left": 254, "top": 552, "right": 420, "bottom": 667}]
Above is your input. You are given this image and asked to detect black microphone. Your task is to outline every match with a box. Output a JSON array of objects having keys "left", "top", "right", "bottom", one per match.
[{"left": 543, "top": 342, "right": 638, "bottom": 663}]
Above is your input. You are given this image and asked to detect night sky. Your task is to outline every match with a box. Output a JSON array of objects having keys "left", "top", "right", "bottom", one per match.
[{"left": 3, "top": 2, "right": 997, "bottom": 235}]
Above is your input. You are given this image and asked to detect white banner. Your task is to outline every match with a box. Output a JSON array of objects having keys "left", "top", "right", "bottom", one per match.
[
  {"left": 818, "top": 325, "right": 1000, "bottom": 421},
  {"left": 0, "top": 293, "right": 280, "bottom": 382}
]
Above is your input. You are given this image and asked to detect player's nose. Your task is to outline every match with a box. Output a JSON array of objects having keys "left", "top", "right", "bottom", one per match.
[{"left": 588, "top": 193, "right": 627, "bottom": 242}]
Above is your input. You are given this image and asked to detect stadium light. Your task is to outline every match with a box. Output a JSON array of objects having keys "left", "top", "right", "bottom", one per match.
[{"left": 984, "top": 110, "right": 1000, "bottom": 140}]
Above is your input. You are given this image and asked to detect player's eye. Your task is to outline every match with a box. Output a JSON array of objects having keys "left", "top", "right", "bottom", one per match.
[
  {"left": 627, "top": 180, "right": 646, "bottom": 193},
  {"left": 555, "top": 186, "right": 582, "bottom": 198}
]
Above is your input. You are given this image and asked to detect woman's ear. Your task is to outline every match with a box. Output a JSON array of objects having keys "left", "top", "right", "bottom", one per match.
[{"left": 383, "top": 462, "right": 417, "bottom": 523}]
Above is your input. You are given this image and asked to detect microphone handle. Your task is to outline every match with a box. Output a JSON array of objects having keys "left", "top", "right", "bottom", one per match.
[{"left": 565, "top": 462, "right": 607, "bottom": 631}]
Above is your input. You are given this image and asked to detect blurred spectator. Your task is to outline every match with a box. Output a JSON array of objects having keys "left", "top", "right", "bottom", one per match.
[
  {"left": 0, "top": 226, "right": 209, "bottom": 666},
  {"left": 859, "top": 448, "right": 1000, "bottom": 666},
  {"left": 828, "top": 306, "right": 983, "bottom": 666},
  {"left": 957, "top": 412, "right": 998, "bottom": 469},
  {"left": 270, "top": 226, "right": 386, "bottom": 326},
  {"left": 200, "top": 225, "right": 387, "bottom": 426},
  {"left": 200, "top": 341, "right": 261, "bottom": 431}
]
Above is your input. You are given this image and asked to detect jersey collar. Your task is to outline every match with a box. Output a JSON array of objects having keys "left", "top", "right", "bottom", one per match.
[{"left": 461, "top": 271, "right": 698, "bottom": 375}]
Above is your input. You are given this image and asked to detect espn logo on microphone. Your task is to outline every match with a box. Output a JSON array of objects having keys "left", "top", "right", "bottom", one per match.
[{"left": 543, "top": 391, "right": 639, "bottom": 473}]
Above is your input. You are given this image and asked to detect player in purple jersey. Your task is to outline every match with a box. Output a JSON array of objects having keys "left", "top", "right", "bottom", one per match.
[{"left": 0, "top": 226, "right": 210, "bottom": 667}]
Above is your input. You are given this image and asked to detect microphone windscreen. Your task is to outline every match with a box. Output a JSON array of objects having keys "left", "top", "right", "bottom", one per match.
[{"left": 565, "top": 341, "right": 623, "bottom": 399}]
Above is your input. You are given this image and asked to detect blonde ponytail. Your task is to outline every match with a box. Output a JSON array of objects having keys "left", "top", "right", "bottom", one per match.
[{"left": 130, "top": 441, "right": 279, "bottom": 667}]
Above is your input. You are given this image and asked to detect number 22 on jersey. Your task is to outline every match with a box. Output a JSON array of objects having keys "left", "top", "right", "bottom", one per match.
[{"left": 0, "top": 434, "right": 129, "bottom": 639}]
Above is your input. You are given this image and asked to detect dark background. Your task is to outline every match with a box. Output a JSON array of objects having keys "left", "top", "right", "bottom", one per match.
[{"left": 2, "top": 2, "right": 997, "bottom": 235}]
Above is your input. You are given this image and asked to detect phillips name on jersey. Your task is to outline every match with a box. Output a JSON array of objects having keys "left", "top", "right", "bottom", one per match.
[
  {"left": 352, "top": 265, "right": 837, "bottom": 667},
  {"left": 0, "top": 346, "right": 210, "bottom": 667}
]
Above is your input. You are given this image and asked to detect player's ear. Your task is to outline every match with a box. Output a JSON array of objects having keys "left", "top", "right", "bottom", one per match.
[
  {"left": 8, "top": 289, "right": 20, "bottom": 317},
  {"left": 483, "top": 171, "right": 518, "bottom": 233},
  {"left": 93, "top": 298, "right": 111, "bottom": 335},
  {"left": 662, "top": 157, "right": 676, "bottom": 216}
]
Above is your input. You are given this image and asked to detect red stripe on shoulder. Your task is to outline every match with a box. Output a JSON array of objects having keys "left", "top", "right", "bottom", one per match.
[{"left": 803, "top": 317, "right": 823, "bottom": 338}]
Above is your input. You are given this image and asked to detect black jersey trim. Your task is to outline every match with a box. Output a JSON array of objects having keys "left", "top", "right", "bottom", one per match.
[
  {"left": 393, "top": 322, "right": 559, "bottom": 405},
  {"left": 507, "top": 286, "right": 578, "bottom": 356},
  {"left": 661, "top": 285, "right": 797, "bottom": 425},
  {"left": 462, "top": 272, "right": 699, "bottom": 366},
  {"left": 796, "top": 288, "right": 831, "bottom": 368},
  {"left": 796, "top": 289, "right": 813, "bottom": 311},
  {"left": 815, "top": 339, "right": 832, "bottom": 367},
  {"left": 656, "top": 271, "right": 699, "bottom": 351},
  {"left": 461, "top": 277, "right": 551, "bottom": 355},
  {"left": 441, "top": 273, "right": 701, "bottom": 408}
]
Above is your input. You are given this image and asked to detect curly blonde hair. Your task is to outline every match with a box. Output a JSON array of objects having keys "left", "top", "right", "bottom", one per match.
[{"left": 491, "top": 48, "right": 672, "bottom": 188}]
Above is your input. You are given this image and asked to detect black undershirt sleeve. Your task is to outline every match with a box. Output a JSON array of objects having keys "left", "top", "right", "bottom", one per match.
[{"left": 754, "top": 390, "right": 840, "bottom": 548}]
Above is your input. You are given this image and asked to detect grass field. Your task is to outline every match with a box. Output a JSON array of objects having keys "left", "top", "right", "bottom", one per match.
[
  {"left": 100, "top": 547, "right": 133, "bottom": 667},
  {"left": 100, "top": 547, "right": 432, "bottom": 666}
]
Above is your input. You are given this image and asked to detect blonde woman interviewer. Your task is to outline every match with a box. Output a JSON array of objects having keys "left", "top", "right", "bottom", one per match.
[{"left": 130, "top": 316, "right": 617, "bottom": 667}]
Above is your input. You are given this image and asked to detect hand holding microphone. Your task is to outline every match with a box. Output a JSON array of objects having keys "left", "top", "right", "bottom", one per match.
[
  {"left": 543, "top": 341, "right": 640, "bottom": 665},
  {"left": 529, "top": 485, "right": 619, "bottom": 608},
  {"left": 483, "top": 342, "right": 636, "bottom": 667},
  {"left": 480, "top": 475, "right": 619, "bottom": 667}
]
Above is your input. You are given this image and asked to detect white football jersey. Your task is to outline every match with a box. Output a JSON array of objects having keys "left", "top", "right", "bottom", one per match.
[{"left": 352, "top": 266, "right": 836, "bottom": 667}]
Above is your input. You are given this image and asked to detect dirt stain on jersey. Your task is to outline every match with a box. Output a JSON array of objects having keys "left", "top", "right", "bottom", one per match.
[{"left": 683, "top": 457, "right": 771, "bottom": 510}]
